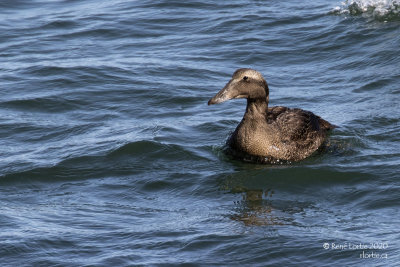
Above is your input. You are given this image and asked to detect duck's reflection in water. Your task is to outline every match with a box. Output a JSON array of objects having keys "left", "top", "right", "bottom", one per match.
[{"left": 230, "top": 189, "right": 284, "bottom": 226}]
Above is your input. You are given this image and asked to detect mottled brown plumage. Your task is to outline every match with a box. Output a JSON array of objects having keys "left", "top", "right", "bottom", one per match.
[{"left": 208, "top": 68, "right": 335, "bottom": 162}]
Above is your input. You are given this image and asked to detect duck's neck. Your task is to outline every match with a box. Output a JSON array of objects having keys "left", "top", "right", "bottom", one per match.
[{"left": 244, "top": 98, "right": 268, "bottom": 119}]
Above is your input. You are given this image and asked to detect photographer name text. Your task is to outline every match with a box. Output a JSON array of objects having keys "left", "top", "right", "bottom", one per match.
[{"left": 324, "top": 242, "right": 388, "bottom": 250}]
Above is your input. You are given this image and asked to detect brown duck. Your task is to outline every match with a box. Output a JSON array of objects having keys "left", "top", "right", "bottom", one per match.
[{"left": 208, "top": 68, "right": 335, "bottom": 162}]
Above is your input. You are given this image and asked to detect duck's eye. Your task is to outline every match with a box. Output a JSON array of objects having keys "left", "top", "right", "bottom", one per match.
[{"left": 243, "top": 76, "right": 248, "bottom": 81}]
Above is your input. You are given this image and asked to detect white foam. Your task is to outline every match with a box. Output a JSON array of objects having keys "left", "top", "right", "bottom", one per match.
[{"left": 332, "top": 0, "right": 400, "bottom": 20}]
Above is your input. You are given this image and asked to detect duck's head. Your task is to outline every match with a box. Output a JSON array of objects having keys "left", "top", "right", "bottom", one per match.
[{"left": 208, "top": 68, "right": 269, "bottom": 105}]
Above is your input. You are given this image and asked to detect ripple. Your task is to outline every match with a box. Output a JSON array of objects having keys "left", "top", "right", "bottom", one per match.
[{"left": 2, "top": 97, "right": 84, "bottom": 113}]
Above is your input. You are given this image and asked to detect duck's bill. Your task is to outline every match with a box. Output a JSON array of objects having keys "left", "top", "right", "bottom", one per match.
[
  {"left": 208, "top": 88, "right": 230, "bottom": 105},
  {"left": 208, "top": 81, "right": 241, "bottom": 105}
]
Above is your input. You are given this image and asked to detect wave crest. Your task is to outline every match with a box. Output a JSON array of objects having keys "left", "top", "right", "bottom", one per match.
[{"left": 332, "top": 0, "right": 400, "bottom": 21}]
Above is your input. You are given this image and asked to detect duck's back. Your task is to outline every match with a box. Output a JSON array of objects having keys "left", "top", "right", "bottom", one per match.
[{"left": 267, "top": 106, "right": 334, "bottom": 132}]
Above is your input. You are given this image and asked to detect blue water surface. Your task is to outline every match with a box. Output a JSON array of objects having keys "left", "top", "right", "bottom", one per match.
[{"left": 1, "top": 0, "right": 399, "bottom": 265}]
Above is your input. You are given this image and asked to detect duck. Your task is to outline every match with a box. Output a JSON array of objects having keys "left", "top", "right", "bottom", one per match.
[{"left": 208, "top": 68, "right": 335, "bottom": 162}]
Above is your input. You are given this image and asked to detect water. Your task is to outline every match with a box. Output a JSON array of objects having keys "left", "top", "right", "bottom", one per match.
[{"left": 1, "top": 0, "right": 399, "bottom": 265}]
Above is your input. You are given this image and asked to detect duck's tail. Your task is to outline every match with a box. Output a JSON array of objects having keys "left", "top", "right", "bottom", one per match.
[{"left": 319, "top": 118, "right": 337, "bottom": 131}]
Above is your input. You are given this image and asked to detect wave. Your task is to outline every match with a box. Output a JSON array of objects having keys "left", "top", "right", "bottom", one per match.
[
  {"left": 0, "top": 139, "right": 212, "bottom": 183},
  {"left": 332, "top": 0, "right": 400, "bottom": 21}
]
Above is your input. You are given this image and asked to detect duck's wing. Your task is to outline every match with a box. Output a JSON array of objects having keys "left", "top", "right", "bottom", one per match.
[{"left": 267, "top": 106, "right": 333, "bottom": 143}]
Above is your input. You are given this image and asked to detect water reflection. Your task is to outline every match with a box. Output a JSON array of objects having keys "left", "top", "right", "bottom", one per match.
[{"left": 230, "top": 189, "right": 284, "bottom": 226}]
